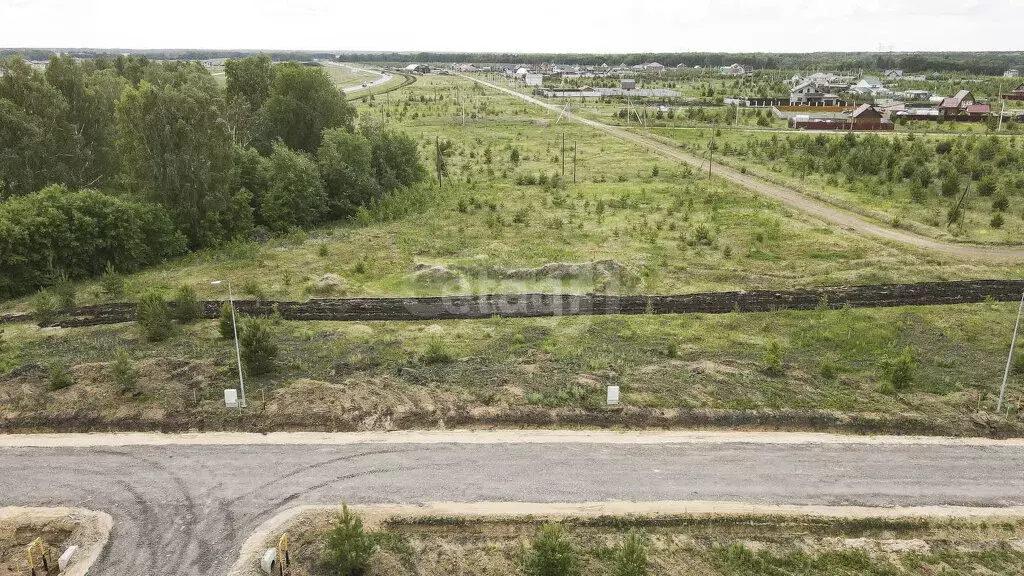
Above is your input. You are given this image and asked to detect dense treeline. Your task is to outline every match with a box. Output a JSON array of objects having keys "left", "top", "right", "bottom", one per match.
[
  {"left": 4, "top": 49, "right": 1022, "bottom": 76},
  {"left": 342, "top": 51, "right": 1024, "bottom": 76},
  {"left": 0, "top": 54, "right": 425, "bottom": 298}
]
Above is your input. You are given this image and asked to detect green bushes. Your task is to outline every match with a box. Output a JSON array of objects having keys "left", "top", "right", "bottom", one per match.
[
  {"left": 762, "top": 339, "right": 785, "bottom": 376},
  {"left": 0, "top": 186, "right": 186, "bottom": 298},
  {"left": 240, "top": 317, "right": 278, "bottom": 375},
  {"left": 33, "top": 290, "right": 60, "bottom": 327},
  {"left": 137, "top": 292, "right": 172, "bottom": 342},
  {"left": 48, "top": 363, "right": 73, "bottom": 391},
  {"left": 321, "top": 503, "right": 375, "bottom": 576},
  {"left": 614, "top": 530, "right": 650, "bottom": 576},
  {"left": 100, "top": 262, "right": 126, "bottom": 299},
  {"left": 879, "top": 345, "right": 916, "bottom": 392},
  {"left": 523, "top": 523, "right": 579, "bottom": 576},
  {"left": 421, "top": 339, "right": 453, "bottom": 365},
  {"left": 111, "top": 348, "right": 139, "bottom": 394},
  {"left": 172, "top": 285, "right": 203, "bottom": 323},
  {"left": 219, "top": 302, "right": 236, "bottom": 339}
]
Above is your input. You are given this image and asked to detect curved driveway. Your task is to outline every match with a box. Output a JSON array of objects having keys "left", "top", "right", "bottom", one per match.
[{"left": 3, "top": 433, "right": 1024, "bottom": 574}]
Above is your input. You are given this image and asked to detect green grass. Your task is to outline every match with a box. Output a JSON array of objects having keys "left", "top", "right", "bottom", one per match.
[
  {"left": 644, "top": 126, "right": 1024, "bottom": 244},
  {"left": 3, "top": 300, "right": 1024, "bottom": 433},
  {"left": 286, "top": 511, "right": 1024, "bottom": 576},
  {"left": 3, "top": 73, "right": 1024, "bottom": 434},
  {"left": 3, "top": 74, "right": 1020, "bottom": 315}
]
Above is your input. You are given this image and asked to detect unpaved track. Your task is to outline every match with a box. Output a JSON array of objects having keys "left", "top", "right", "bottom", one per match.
[
  {"left": 4, "top": 434, "right": 1024, "bottom": 574},
  {"left": 462, "top": 75, "right": 1024, "bottom": 262}
]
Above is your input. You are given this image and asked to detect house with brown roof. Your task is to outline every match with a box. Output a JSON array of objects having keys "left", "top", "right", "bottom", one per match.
[
  {"left": 966, "top": 104, "right": 991, "bottom": 119},
  {"left": 850, "top": 104, "right": 892, "bottom": 130},
  {"left": 1005, "top": 83, "right": 1024, "bottom": 101},
  {"left": 938, "top": 90, "right": 975, "bottom": 117}
]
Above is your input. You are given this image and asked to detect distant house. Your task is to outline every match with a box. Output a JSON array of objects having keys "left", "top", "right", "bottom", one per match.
[
  {"left": 719, "top": 63, "right": 751, "bottom": 76},
  {"left": 404, "top": 64, "right": 430, "bottom": 74},
  {"left": 524, "top": 73, "right": 543, "bottom": 87},
  {"left": 1005, "top": 69, "right": 1020, "bottom": 78},
  {"left": 643, "top": 62, "right": 665, "bottom": 74},
  {"left": 621, "top": 78, "right": 636, "bottom": 90},
  {"left": 939, "top": 89, "right": 975, "bottom": 116},
  {"left": 1005, "top": 83, "right": 1024, "bottom": 101},
  {"left": 457, "top": 64, "right": 479, "bottom": 73},
  {"left": 966, "top": 104, "right": 992, "bottom": 119},
  {"left": 850, "top": 104, "right": 886, "bottom": 127},
  {"left": 514, "top": 67, "right": 530, "bottom": 78},
  {"left": 883, "top": 69, "right": 904, "bottom": 79},
  {"left": 850, "top": 77, "right": 883, "bottom": 94},
  {"left": 789, "top": 80, "right": 840, "bottom": 106},
  {"left": 901, "top": 89, "right": 933, "bottom": 100}
]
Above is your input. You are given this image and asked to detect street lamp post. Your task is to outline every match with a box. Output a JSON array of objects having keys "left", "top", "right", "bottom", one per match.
[{"left": 211, "top": 280, "right": 246, "bottom": 408}]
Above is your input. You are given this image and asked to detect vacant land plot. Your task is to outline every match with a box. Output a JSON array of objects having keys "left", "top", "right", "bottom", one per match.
[
  {"left": 647, "top": 127, "right": 1024, "bottom": 244},
  {"left": 277, "top": 506, "right": 1024, "bottom": 576},
  {"left": 3, "top": 300, "right": 1024, "bottom": 435},
  {"left": 2, "top": 73, "right": 1023, "bottom": 436},
  {"left": 1, "top": 74, "right": 1019, "bottom": 316}
]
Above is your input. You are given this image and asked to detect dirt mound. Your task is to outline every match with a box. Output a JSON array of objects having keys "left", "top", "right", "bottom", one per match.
[
  {"left": 306, "top": 274, "right": 348, "bottom": 295},
  {"left": 411, "top": 264, "right": 460, "bottom": 283},
  {"left": 451, "top": 260, "right": 638, "bottom": 288}
]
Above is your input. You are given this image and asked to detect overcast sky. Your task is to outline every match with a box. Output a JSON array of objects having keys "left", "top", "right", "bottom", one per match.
[{"left": 2, "top": 0, "right": 1023, "bottom": 53}]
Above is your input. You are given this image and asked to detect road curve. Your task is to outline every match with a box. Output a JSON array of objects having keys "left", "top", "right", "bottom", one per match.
[
  {"left": 461, "top": 75, "right": 1024, "bottom": 262},
  {"left": 3, "top": 434, "right": 1024, "bottom": 574},
  {"left": 323, "top": 61, "right": 393, "bottom": 94}
]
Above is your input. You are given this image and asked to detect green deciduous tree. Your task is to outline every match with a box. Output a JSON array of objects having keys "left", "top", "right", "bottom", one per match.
[
  {"left": 258, "top": 63, "right": 355, "bottom": 154},
  {"left": 361, "top": 120, "right": 426, "bottom": 194},
  {"left": 0, "top": 186, "right": 186, "bottom": 297},
  {"left": 225, "top": 55, "right": 275, "bottom": 147},
  {"left": 260, "top": 143, "right": 327, "bottom": 232},
  {"left": 115, "top": 67, "right": 233, "bottom": 247},
  {"left": 317, "top": 128, "right": 377, "bottom": 218},
  {"left": 0, "top": 56, "right": 85, "bottom": 197}
]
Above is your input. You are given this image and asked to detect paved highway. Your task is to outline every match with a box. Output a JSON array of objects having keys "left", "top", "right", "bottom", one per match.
[
  {"left": 2, "top": 435, "right": 1024, "bottom": 574},
  {"left": 323, "top": 61, "right": 394, "bottom": 94}
]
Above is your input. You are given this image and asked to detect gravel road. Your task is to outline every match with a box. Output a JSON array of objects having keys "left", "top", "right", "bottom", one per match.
[
  {"left": 463, "top": 75, "right": 1024, "bottom": 262},
  {"left": 3, "top": 439, "right": 1024, "bottom": 574}
]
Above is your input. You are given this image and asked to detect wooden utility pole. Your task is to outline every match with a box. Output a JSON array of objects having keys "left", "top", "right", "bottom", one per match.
[
  {"left": 708, "top": 121, "right": 715, "bottom": 181},
  {"left": 573, "top": 140, "right": 577, "bottom": 184},
  {"left": 435, "top": 136, "right": 442, "bottom": 190},
  {"left": 561, "top": 132, "right": 565, "bottom": 177}
]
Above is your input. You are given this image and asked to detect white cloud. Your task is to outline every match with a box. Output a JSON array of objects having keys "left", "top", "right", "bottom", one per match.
[{"left": 1, "top": 0, "right": 1022, "bottom": 52}]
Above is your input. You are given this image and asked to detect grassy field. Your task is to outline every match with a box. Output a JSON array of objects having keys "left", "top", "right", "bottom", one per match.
[
  {"left": 3, "top": 73, "right": 1024, "bottom": 435},
  {"left": 3, "top": 300, "right": 1024, "bottom": 434},
  {"left": 2, "top": 74, "right": 1019, "bottom": 314},
  {"left": 287, "top": 509, "right": 1024, "bottom": 576},
  {"left": 642, "top": 126, "right": 1024, "bottom": 245}
]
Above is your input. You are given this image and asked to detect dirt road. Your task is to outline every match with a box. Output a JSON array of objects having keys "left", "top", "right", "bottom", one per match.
[
  {"left": 463, "top": 75, "right": 1024, "bottom": 262},
  {"left": 3, "top": 432, "right": 1024, "bottom": 574}
]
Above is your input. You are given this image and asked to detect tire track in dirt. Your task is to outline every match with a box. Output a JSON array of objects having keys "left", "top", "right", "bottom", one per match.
[{"left": 462, "top": 74, "right": 1024, "bottom": 262}]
